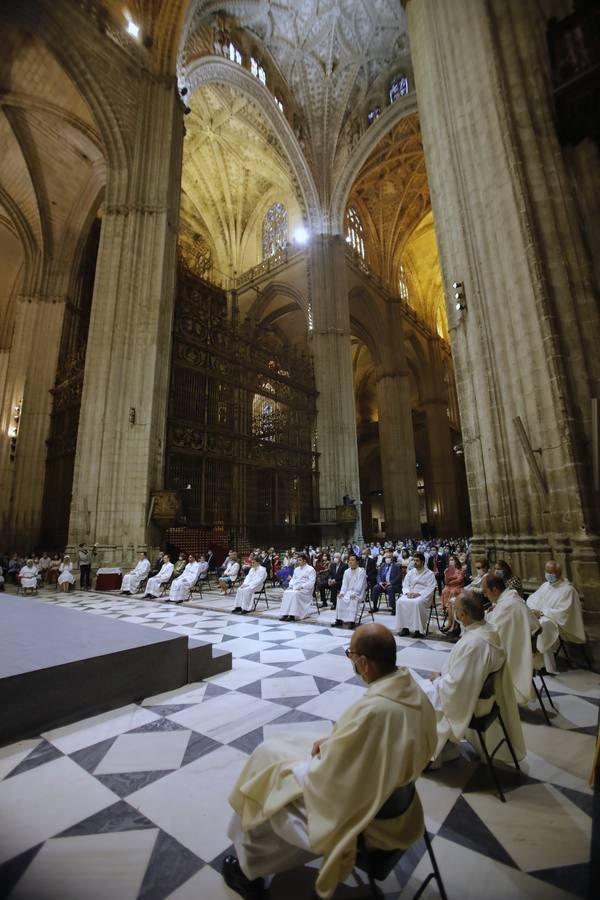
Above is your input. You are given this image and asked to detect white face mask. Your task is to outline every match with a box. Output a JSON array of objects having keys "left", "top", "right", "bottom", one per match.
[{"left": 545, "top": 572, "right": 558, "bottom": 584}]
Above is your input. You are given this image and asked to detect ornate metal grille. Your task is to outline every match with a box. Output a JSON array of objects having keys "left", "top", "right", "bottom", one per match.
[{"left": 166, "top": 264, "right": 319, "bottom": 546}]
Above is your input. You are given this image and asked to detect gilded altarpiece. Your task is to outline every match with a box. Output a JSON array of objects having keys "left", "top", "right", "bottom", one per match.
[{"left": 166, "top": 266, "right": 319, "bottom": 546}]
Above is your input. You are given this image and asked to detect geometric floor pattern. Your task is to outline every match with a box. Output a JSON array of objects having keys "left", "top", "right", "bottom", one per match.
[{"left": 0, "top": 587, "right": 597, "bottom": 899}]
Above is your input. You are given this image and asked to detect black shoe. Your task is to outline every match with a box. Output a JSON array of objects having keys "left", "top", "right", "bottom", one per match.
[
  {"left": 222, "top": 855, "right": 266, "bottom": 900},
  {"left": 289, "top": 615, "right": 296, "bottom": 621},
  {"left": 413, "top": 631, "right": 423, "bottom": 638},
  {"left": 348, "top": 622, "right": 356, "bottom": 630},
  {"left": 334, "top": 619, "right": 343, "bottom": 628},
  {"left": 240, "top": 610, "right": 248, "bottom": 615},
  {"left": 279, "top": 615, "right": 289, "bottom": 621},
  {"left": 399, "top": 628, "right": 410, "bottom": 636},
  {"left": 232, "top": 607, "right": 242, "bottom": 613},
  {"left": 320, "top": 603, "right": 328, "bottom": 608}
]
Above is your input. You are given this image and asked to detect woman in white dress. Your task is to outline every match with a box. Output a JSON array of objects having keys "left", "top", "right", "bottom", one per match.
[
  {"left": 143, "top": 554, "right": 174, "bottom": 598},
  {"left": 218, "top": 552, "right": 240, "bottom": 593},
  {"left": 58, "top": 556, "right": 75, "bottom": 592},
  {"left": 168, "top": 554, "right": 201, "bottom": 604}
]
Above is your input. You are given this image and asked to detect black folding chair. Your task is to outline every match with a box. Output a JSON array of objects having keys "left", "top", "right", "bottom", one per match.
[
  {"left": 469, "top": 672, "right": 521, "bottom": 802},
  {"left": 251, "top": 580, "right": 270, "bottom": 611},
  {"left": 425, "top": 588, "right": 443, "bottom": 636},
  {"left": 354, "top": 783, "right": 448, "bottom": 900},
  {"left": 355, "top": 586, "right": 375, "bottom": 625}
]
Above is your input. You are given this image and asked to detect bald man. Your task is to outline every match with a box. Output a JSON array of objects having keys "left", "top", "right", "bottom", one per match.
[
  {"left": 527, "top": 561, "right": 586, "bottom": 673},
  {"left": 223, "top": 624, "right": 437, "bottom": 900}
]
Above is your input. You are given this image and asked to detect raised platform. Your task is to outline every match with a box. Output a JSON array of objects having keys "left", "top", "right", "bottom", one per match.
[{"left": 0, "top": 594, "right": 231, "bottom": 745}]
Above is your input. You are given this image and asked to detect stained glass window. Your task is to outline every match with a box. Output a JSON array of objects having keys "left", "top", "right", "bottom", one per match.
[
  {"left": 251, "top": 57, "right": 266, "bottom": 84},
  {"left": 398, "top": 264, "right": 410, "bottom": 302},
  {"left": 262, "top": 202, "right": 288, "bottom": 259},
  {"left": 345, "top": 207, "right": 366, "bottom": 260},
  {"left": 225, "top": 41, "right": 242, "bottom": 64},
  {"left": 389, "top": 75, "right": 409, "bottom": 104}
]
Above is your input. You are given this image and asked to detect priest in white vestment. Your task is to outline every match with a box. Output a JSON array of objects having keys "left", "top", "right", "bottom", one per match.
[
  {"left": 168, "top": 555, "right": 201, "bottom": 604},
  {"left": 223, "top": 624, "right": 437, "bottom": 900},
  {"left": 120, "top": 553, "right": 151, "bottom": 594},
  {"left": 279, "top": 554, "right": 317, "bottom": 621},
  {"left": 416, "top": 591, "right": 525, "bottom": 763},
  {"left": 232, "top": 558, "right": 268, "bottom": 614},
  {"left": 526, "top": 560, "right": 586, "bottom": 673},
  {"left": 395, "top": 552, "right": 437, "bottom": 637},
  {"left": 334, "top": 554, "right": 367, "bottom": 627},
  {"left": 19, "top": 560, "right": 38, "bottom": 591},
  {"left": 143, "top": 555, "right": 174, "bottom": 598},
  {"left": 484, "top": 575, "right": 540, "bottom": 704}
]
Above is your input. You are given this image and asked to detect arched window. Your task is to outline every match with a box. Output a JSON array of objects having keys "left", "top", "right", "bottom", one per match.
[
  {"left": 225, "top": 41, "right": 242, "bottom": 64},
  {"left": 250, "top": 57, "right": 267, "bottom": 85},
  {"left": 345, "top": 207, "right": 366, "bottom": 260},
  {"left": 262, "top": 202, "right": 288, "bottom": 258},
  {"left": 275, "top": 96, "right": 284, "bottom": 113},
  {"left": 398, "top": 264, "right": 410, "bottom": 302},
  {"left": 389, "top": 75, "right": 409, "bottom": 104}
]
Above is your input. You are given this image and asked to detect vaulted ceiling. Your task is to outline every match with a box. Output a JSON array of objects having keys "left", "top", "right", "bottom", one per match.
[
  {"left": 180, "top": 0, "right": 410, "bottom": 198},
  {"left": 0, "top": 26, "right": 105, "bottom": 346},
  {"left": 181, "top": 82, "right": 304, "bottom": 279}
]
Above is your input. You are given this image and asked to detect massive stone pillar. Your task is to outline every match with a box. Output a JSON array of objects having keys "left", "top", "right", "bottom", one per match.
[
  {"left": 407, "top": 0, "right": 600, "bottom": 605},
  {"left": 374, "top": 302, "right": 421, "bottom": 537},
  {"left": 421, "top": 337, "right": 460, "bottom": 536},
  {"left": 0, "top": 291, "right": 65, "bottom": 547},
  {"left": 68, "top": 75, "right": 183, "bottom": 565},
  {"left": 308, "top": 235, "right": 362, "bottom": 543}
]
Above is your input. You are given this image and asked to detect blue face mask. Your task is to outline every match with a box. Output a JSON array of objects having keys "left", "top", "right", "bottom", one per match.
[{"left": 545, "top": 573, "right": 558, "bottom": 584}]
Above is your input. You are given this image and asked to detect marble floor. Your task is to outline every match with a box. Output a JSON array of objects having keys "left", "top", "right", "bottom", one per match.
[{"left": 0, "top": 585, "right": 597, "bottom": 899}]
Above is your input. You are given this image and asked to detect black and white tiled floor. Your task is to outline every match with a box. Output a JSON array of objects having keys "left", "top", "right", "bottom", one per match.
[{"left": 0, "top": 586, "right": 597, "bottom": 899}]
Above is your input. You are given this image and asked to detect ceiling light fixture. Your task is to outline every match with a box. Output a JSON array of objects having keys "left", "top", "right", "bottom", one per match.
[{"left": 453, "top": 281, "right": 466, "bottom": 311}]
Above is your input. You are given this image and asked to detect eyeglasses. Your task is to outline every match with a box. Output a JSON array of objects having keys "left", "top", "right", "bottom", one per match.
[{"left": 344, "top": 647, "right": 371, "bottom": 660}]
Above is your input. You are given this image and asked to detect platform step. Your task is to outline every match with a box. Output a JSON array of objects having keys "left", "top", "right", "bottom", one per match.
[{"left": 188, "top": 638, "right": 232, "bottom": 681}]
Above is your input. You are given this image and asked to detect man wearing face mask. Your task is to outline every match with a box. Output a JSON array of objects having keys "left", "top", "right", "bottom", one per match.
[
  {"left": 223, "top": 624, "right": 437, "bottom": 900},
  {"left": 394, "top": 551, "right": 437, "bottom": 637},
  {"left": 414, "top": 592, "right": 525, "bottom": 766},
  {"left": 372, "top": 551, "right": 402, "bottom": 613},
  {"left": 526, "top": 560, "right": 586, "bottom": 674}
]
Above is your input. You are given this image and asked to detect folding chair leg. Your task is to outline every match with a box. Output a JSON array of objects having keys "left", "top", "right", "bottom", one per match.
[
  {"left": 532, "top": 678, "right": 553, "bottom": 726},
  {"left": 477, "top": 729, "right": 506, "bottom": 802},
  {"left": 496, "top": 708, "right": 521, "bottom": 771},
  {"left": 537, "top": 671, "right": 557, "bottom": 711},
  {"left": 410, "top": 830, "right": 449, "bottom": 900}
]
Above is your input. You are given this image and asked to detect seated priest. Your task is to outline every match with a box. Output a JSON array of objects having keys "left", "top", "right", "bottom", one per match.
[
  {"left": 232, "top": 557, "right": 268, "bottom": 614},
  {"left": 334, "top": 554, "right": 367, "bottom": 629},
  {"left": 526, "top": 560, "right": 586, "bottom": 674},
  {"left": 19, "top": 559, "right": 38, "bottom": 593},
  {"left": 168, "top": 554, "right": 201, "bottom": 604},
  {"left": 484, "top": 574, "right": 540, "bottom": 704},
  {"left": 371, "top": 551, "right": 402, "bottom": 613},
  {"left": 143, "top": 554, "right": 174, "bottom": 598},
  {"left": 279, "top": 553, "right": 317, "bottom": 621},
  {"left": 319, "top": 552, "right": 346, "bottom": 609},
  {"left": 414, "top": 591, "right": 525, "bottom": 766},
  {"left": 120, "top": 552, "right": 151, "bottom": 595},
  {"left": 223, "top": 624, "right": 437, "bottom": 900},
  {"left": 394, "top": 552, "right": 437, "bottom": 638}
]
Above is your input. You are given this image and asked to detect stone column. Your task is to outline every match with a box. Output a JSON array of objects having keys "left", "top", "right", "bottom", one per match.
[
  {"left": 374, "top": 300, "right": 421, "bottom": 537},
  {"left": 0, "top": 292, "right": 65, "bottom": 547},
  {"left": 421, "top": 337, "right": 460, "bottom": 536},
  {"left": 408, "top": 0, "right": 600, "bottom": 604},
  {"left": 308, "top": 235, "right": 362, "bottom": 543},
  {"left": 68, "top": 75, "right": 183, "bottom": 566}
]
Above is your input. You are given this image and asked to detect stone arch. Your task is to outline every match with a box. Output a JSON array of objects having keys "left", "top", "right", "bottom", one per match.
[
  {"left": 330, "top": 92, "right": 418, "bottom": 234},
  {"left": 182, "top": 57, "right": 323, "bottom": 231}
]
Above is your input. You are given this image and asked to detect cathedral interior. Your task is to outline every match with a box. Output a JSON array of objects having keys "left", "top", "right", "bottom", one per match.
[{"left": 0, "top": 1, "right": 598, "bottom": 899}]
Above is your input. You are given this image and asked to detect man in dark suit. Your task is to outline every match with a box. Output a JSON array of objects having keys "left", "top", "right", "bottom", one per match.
[
  {"left": 359, "top": 548, "right": 377, "bottom": 590},
  {"left": 320, "top": 553, "right": 347, "bottom": 609},
  {"left": 372, "top": 552, "right": 402, "bottom": 613}
]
